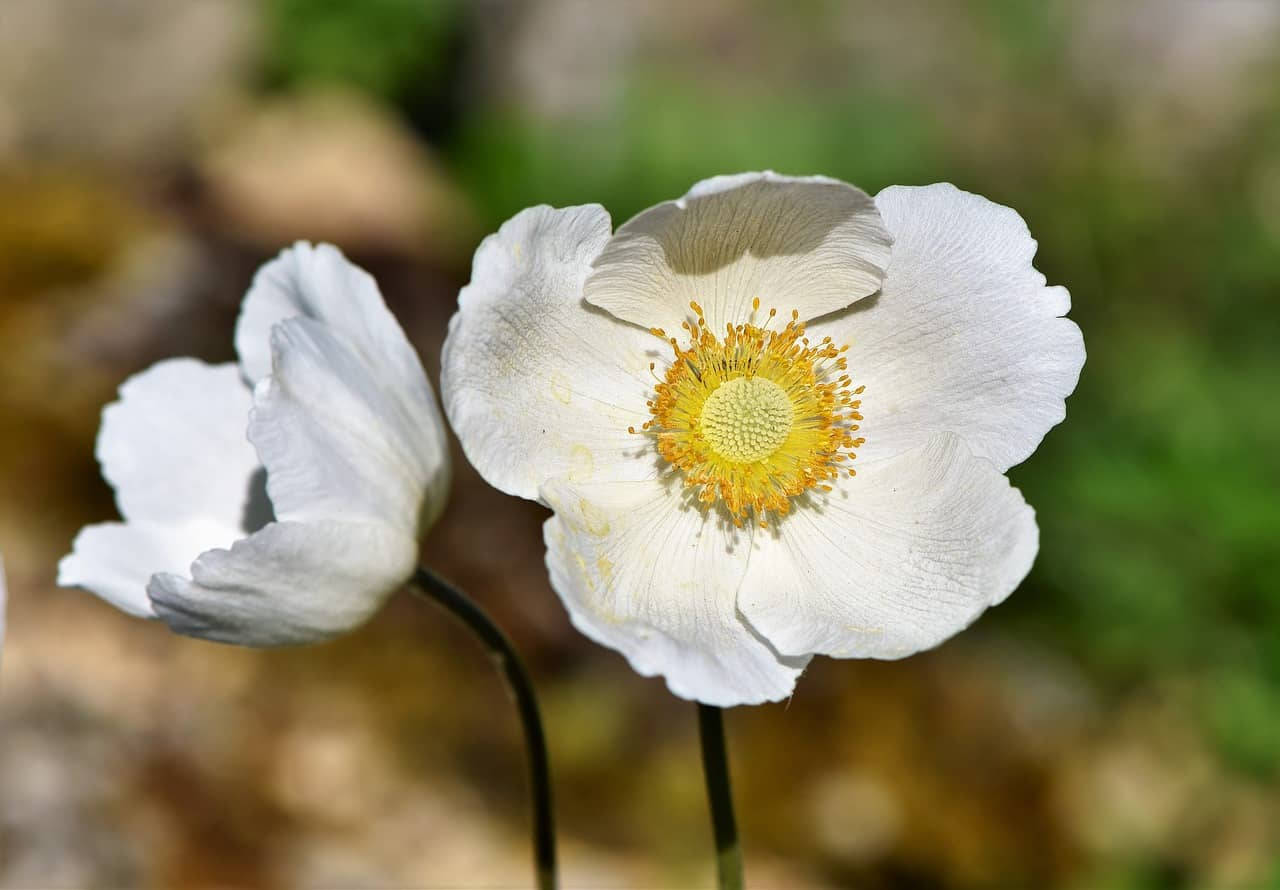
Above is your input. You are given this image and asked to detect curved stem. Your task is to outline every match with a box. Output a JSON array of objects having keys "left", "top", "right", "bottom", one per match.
[
  {"left": 698, "top": 704, "right": 744, "bottom": 890},
  {"left": 409, "top": 567, "right": 557, "bottom": 890}
]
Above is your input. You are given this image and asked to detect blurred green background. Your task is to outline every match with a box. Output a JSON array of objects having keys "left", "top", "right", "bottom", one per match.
[{"left": 2, "top": 0, "right": 1279, "bottom": 887}]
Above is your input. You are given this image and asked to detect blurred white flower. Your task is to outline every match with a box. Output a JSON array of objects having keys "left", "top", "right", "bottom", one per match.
[
  {"left": 443, "top": 172, "right": 1084, "bottom": 706},
  {"left": 59, "top": 243, "right": 450, "bottom": 644}
]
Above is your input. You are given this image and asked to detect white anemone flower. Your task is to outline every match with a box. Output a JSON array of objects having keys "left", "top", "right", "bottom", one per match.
[
  {"left": 59, "top": 243, "right": 449, "bottom": 644},
  {"left": 443, "top": 173, "right": 1084, "bottom": 706}
]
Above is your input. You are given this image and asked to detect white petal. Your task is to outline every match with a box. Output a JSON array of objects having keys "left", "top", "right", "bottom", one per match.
[
  {"left": 813, "top": 183, "right": 1085, "bottom": 471},
  {"left": 738, "top": 434, "right": 1038, "bottom": 660},
  {"left": 57, "top": 519, "right": 239, "bottom": 618},
  {"left": 541, "top": 477, "right": 806, "bottom": 706},
  {"left": 241, "top": 243, "right": 449, "bottom": 534},
  {"left": 237, "top": 242, "right": 431, "bottom": 392},
  {"left": 442, "top": 204, "right": 658, "bottom": 501},
  {"left": 251, "top": 316, "right": 448, "bottom": 535},
  {"left": 148, "top": 520, "right": 418, "bottom": 645},
  {"left": 96, "top": 359, "right": 262, "bottom": 527},
  {"left": 583, "top": 172, "right": 892, "bottom": 335}
]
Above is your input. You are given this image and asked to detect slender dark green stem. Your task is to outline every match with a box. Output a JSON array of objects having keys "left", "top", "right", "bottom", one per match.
[
  {"left": 698, "top": 704, "right": 744, "bottom": 890},
  {"left": 409, "top": 567, "right": 556, "bottom": 890}
]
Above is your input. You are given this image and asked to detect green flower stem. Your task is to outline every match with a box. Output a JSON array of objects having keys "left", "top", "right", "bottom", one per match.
[
  {"left": 409, "top": 567, "right": 557, "bottom": 890},
  {"left": 698, "top": 704, "right": 745, "bottom": 890}
]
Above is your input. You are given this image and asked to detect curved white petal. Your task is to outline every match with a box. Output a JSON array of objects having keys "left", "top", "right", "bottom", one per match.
[
  {"left": 442, "top": 204, "right": 658, "bottom": 501},
  {"left": 237, "top": 242, "right": 431, "bottom": 394},
  {"left": 251, "top": 315, "right": 448, "bottom": 535},
  {"left": 97, "top": 359, "right": 262, "bottom": 527},
  {"left": 583, "top": 172, "right": 892, "bottom": 335},
  {"left": 148, "top": 519, "right": 418, "bottom": 645},
  {"left": 166, "top": 244, "right": 451, "bottom": 646},
  {"left": 541, "top": 477, "right": 806, "bottom": 706},
  {"left": 64, "top": 245, "right": 445, "bottom": 646},
  {"left": 812, "top": 183, "right": 1085, "bottom": 471},
  {"left": 57, "top": 519, "right": 239, "bottom": 618},
  {"left": 738, "top": 434, "right": 1038, "bottom": 660}
]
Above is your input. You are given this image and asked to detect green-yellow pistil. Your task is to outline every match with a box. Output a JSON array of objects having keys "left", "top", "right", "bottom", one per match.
[
  {"left": 699, "top": 377, "right": 794, "bottom": 464},
  {"left": 631, "top": 299, "right": 866, "bottom": 528}
]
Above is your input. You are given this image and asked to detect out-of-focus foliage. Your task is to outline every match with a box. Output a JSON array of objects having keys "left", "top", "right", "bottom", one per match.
[
  {"left": 2, "top": 0, "right": 1279, "bottom": 887},
  {"left": 262, "top": 0, "right": 459, "bottom": 106},
  {"left": 452, "top": 83, "right": 943, "bottom": 229}
]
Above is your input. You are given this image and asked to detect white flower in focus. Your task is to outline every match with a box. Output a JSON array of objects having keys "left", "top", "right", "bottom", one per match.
[
  {"left": 59, "top": 243, "right": 449, "bottom": 644},
  {"left": 443, "top": 173, "right": 1084, "bottom": 706}
]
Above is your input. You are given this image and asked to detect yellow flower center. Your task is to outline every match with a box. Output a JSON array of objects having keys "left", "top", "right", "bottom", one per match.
[{"left": 632, "top": 300, "right": 865, "bottom": 527}]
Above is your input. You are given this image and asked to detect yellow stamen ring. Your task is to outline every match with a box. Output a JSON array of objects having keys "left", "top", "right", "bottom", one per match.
[{"left": 636, "top": 301, "right": 865, "bottom": 527}]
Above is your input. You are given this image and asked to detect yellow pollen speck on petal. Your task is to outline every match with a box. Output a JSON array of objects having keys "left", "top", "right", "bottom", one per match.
[
  {"left": 550, "top": 371, "right": 572, "bottom": 404},
  {"left": 571, "top": 553, "right": 596, "bottom": 591},
  {"left": 635, "top": 300, "right": 865, "bottom": 526},
  {"left": 579, "top": 498, "right": 611, "bottom": 537},
  {"left": 568, "top": 444, "right": 594, "bottom": 481}
]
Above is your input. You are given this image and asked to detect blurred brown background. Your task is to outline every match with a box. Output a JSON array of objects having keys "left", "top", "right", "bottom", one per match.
[{"left": 2, "top": 1, "right": 1279, "bottom": 887}]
